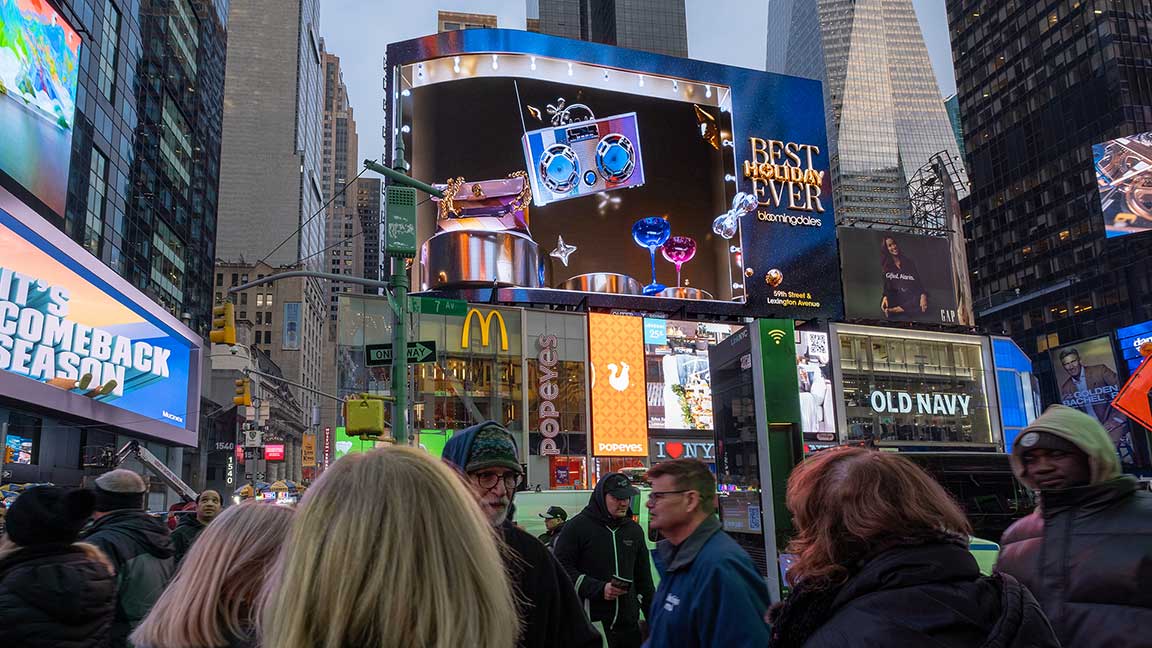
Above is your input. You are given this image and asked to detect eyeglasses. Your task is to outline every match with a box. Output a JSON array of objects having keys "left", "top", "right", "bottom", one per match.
[
  {"left": 648, "top": 489, "right": 693, "bottom": 503},
  {"left": 472, "top": 471, "right": 521, "bottom": 492}
]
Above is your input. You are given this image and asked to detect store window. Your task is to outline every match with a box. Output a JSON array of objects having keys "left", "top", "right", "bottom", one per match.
[
  {"left": 838, "top": 331, "right": 995, "bottom": 447},
  {"left": 3, "top": 412, "right": 41, "bottom": 465},
  {"left": 525, "top": 311, "right": 589, "bottom": 490}
]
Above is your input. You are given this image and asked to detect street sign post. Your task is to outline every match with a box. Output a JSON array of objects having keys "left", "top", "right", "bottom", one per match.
[
  {"left": 410, "top": 296, "right": 468, "bottom": 317},
  {"left": 366, "top": 341, "right": 437, "bottom": 366}
]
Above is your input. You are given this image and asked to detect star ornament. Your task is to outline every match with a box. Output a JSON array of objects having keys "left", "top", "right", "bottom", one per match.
[{"left": 550, "top": 235, "right": 578, "bottom": 267}]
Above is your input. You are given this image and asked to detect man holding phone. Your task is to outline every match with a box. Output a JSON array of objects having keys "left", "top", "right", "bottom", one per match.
[{"left": 555, "top": 473, "right": 655, "bottom": 648}]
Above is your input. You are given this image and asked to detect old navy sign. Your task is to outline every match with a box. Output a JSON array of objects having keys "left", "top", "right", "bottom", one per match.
[
  {"left": 650, "top": 439, "right": 715, "bottom": 463},
  {"left": 869, "top": 390, "right": 972, "bottom": 416}
]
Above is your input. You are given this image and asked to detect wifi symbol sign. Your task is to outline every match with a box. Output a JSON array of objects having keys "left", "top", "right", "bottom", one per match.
[{"left": 767, "top": 329, "right": 787, "bottom": 345}]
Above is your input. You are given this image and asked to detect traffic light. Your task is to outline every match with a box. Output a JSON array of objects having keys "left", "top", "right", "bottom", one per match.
[
  {"left": 210, "top": 302, "right": 236, "bottom": 345},
  {"left": 345, "top": 395, "right": 394, "bottom": 442},
  {"left": 233, "top": 378, "right": 252, "bottom": 407}
]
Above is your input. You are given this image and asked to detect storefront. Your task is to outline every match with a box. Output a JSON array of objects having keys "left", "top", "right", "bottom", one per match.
[
  {"left": 829, "top": 324, "right": 1001, "bottom": 450},
  {"left": 0, "top": 186, "right": 202, "bottom": 503}
]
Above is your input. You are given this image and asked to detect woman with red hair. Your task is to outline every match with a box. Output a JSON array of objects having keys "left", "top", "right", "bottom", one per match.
[{"left": 768, "top": 447, "right": 1059, "bottom": 647}]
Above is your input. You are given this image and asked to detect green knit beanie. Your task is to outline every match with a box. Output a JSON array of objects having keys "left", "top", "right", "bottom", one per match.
[{"left": 466, "top": 425, "right": 521, "bottom": 474}]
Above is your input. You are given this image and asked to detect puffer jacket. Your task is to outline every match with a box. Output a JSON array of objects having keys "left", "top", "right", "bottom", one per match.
[
  {"left": 772, "top": 541, "right": 1060, "bottom": 648},
  {"left": 997, "top": 477, "right": 1152, "bottom": 647},
  {"left": 0, "top": 543, "right": 117, "bottom": 648},
  {"left": 81, "top": 510, "right": 176, "bottom": 647}
]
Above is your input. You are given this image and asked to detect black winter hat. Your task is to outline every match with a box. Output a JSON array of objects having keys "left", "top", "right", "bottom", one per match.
[{"left": 6, "top": 486, "right": 97, "bottom": 546}]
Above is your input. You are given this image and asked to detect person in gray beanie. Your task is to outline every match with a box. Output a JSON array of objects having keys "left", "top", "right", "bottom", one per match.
[
  {"left": 80, "top": 469, "right": 176, "bottom": 647},
  {"left": 996, "top": 404, "right": 1152, "bottom": 648},
  {"left": 0, "top": 486, "right": 116, "bottom": 648}
]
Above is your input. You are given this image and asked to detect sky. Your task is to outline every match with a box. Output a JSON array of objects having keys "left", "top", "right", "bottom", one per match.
[{"left": 320, "top": 0, "right": 958, "bottom": 162}]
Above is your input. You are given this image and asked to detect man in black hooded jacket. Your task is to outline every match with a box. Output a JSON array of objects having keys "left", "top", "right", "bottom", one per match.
[{"left": 555, "top": 472, "right": 655, "bottom": 648}]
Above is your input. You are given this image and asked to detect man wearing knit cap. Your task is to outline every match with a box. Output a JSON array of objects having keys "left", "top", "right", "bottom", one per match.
[
  {"left": 996, "top": 405, "right": 1152, "bottom": 648},
  {"left": 81, "top": 469, "right": 176, "bottom": 647},
  {"left": 443, "top": 421, "right": 601, "bottom": 648}
]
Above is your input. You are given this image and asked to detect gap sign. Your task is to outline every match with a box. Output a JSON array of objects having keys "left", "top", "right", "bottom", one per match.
[{"left": 365, "top": 341, "right": 437, "bottom": 366}]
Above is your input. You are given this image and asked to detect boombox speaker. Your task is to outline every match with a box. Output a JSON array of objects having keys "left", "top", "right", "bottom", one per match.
[{"left": 521, "top": 112, "right": 645, "bottom": 206}]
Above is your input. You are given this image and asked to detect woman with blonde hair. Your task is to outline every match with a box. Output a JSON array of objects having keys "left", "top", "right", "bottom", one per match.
[
  {"left": 131, "top": 501, "right": 294, "bottom": 648},
  {"left": 262, "top": 446, "right": 520, "bottom": 648},
  {"left": 768, "top": 446, "right": 1059, "bottom": 648}
]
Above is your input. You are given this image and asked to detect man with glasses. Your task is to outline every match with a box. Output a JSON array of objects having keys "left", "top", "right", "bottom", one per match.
[
  {"left": 642, "top": 459, "right": 769, "bottom": 648},
  {"left": 443, "top": 421, "right": 600, "bottom": 648}
]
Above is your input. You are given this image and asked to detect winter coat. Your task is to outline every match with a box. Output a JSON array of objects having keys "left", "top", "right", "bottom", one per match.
[
  {"left": 501, "top": 521, "right": 604, "bottom": 648},
  {"left": 771, "top": 541, "right": 1060, "bottom": 648},
  {"left": 442, "top": 421, "right": 601, "bottom": 648},
  {"left": 81, "top": 510, "right": 176, "bottom": 648},
  {"left": 554, "top": 476, "right": 655, "bottom": 632},
  {"left": 0, "top": 542, "right": 117, "bottom": 648},
  {"left": 997, "top": 477, "right": 1152, "bottom": 648},
  {"left": 170, "top": 515, "right": 205, "bottom": 564},
  {"left": 537, "top": 521, "right": 564, "bottom": 550},
  {"left": 642, "top": 515, "right": 769, "bottom": 648}
]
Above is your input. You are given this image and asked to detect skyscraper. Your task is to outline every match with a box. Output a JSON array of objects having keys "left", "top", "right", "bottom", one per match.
[
  {"left": 63, "top": 0, "right": 227, "bottom": 333},
  {"left": 535, "top": 0, "right": 688, "bottom": 57},
  {"left": 216, "top": 0, "right": 325, "bottom": 432},
  {"left": 947, "top": 2, "right": 1152, "bottom": 377},
  {"left": 321, "top": 47, "right": 363, "bottom": 322},
  {"left": 766, "top": 0, "right": 967, "bottom": 223}
]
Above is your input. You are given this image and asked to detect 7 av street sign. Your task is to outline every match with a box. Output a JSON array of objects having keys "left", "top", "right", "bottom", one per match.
[{"left": 366, "top": 341, "right": 437, "bottom": 366}]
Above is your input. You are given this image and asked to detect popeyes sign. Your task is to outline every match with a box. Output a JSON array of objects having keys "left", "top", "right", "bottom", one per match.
[{"left": 537, "top": 334, "right": 561, "bottom": 455}]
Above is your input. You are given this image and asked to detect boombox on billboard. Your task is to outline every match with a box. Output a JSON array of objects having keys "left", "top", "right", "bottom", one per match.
[{"left": 521, "top": 112, "right": 645, "bottom": 206}]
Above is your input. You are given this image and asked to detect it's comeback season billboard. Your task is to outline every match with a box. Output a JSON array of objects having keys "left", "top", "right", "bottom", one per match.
[{"left": 0, "top": 186, "right": 201, "bottom": 444}]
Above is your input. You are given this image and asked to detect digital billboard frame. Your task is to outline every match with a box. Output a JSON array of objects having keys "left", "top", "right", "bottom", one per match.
[
  {"left": 385, "top": 29, "right": 843, "bottom": 321},
  {"left": 0, "top": 185, "right": 202, "bottom": 446}
]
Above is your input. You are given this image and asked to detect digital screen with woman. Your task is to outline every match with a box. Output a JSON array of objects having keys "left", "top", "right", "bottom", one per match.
[
  {"left": 879, "top": 236, "right": 928, "bottom": 321},
  {"left": 839, "top": 229, "right": 960, "bottom": 325}
]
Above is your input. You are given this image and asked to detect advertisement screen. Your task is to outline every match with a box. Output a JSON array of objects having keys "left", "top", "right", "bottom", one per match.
[
  {"left": 838, "top": 228, "right": 960, "bottom": 324},
  {"left": 1092, "top": 131, "right": 1152, "bottom": 239},
  {"left": 283, "top": 302, "right": 301, "bottom": 350},
  {"left": 1049, "top": 336, "right": 1136, "bottom": 465},
  {"left": 1116, "top": 319, "right": 1152, "bottom": 374},
  {"left": 263, "top": 444, "right": 285, "bottom": 462},
  {"left": 3, "top": 433, "right": 33, "bottom": 464},
  {"left": 588, "top": 313, "right": 648, "bottom": 456},
  {"left": 0, "top": 0, "right": 81, "bottom": 217},
  {"left": 0, "top": 187, "right": 198, "bottom": 444},
  {"left": 388, "top": 30, "right": 842, "bottom": 319},
  {"left": 643, "top": 318, "right": 741, "bottom": 431},
  {"left": 796, "top": 330, "right": 836, "bottom": 440}
]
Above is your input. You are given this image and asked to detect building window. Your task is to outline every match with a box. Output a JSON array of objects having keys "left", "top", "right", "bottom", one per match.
[
  {"left": 264, "top": 330, "right": 272, "bottom": 344},
  {"left": 266, "top": 293, "right": 273, "bottom": 306},
  {"left": 239, "top": 292, "right": 248, "bottom": 306},
  {"left": 160, "top": 95, "right": 192, "bottom": 189},
  {"left": 84, "top": 149, "right": 109, "bottom": 255},
  {"left": 238, "top": 310, "right": 247, "bottom": 320},
  {"left": 256, "top": 294, "right": 265, "bottom": 307},
  {"left": 256, "top": 312, "right": 263, "bottom": 325},
  {"left": 437, "top": 10, "right": 497, "bottom": 32},
  {"left": 230, "top": 273, "right": 238, "bottom": 286},
  {"left": 97, "top": 0, "right": 121, "bottom": 101},
  {"left": 265, "top": 312, "right": 272, "bottom": 327},
  {"left": 215, "top": 273, "right": 223, "bottom": 286},
  {"left": 150, "top": 221, "right": 186, "bottom": 305}
]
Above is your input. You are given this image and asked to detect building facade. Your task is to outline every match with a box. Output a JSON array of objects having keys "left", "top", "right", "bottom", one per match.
[
  {"left": 63, "top": 0, "right": 227, "bottom": 334},
  {"left": 321, "top": 47, "right": 363, "bottom": 322},
  {"left": 535, "top": 0, "right": 688, "bottom": 57},
  {"left": 766, "top": 0, "right": 968, "bottom": 224},
  {"left": 947, "top": 0, "right": 1152, "bottom": 397},
  {"left": 355, "top": 178, "right": 383, "bottom": 289}
]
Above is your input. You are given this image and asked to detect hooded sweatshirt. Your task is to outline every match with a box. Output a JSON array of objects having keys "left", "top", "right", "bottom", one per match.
[
  {"left": 553, "top": 473, "right": 655, "bottom": 632},
  {"left": 442, "top": 422, "right": 601, "bottom": 648},
  {"left": 81, "top": 509, "right": 176, "bottom": 648},
  {"left": 997, "top": 405, "right": 1152, "bottom": 648},
  {"left": 170, "top": 514, "right": 206, "bottom": 564}
]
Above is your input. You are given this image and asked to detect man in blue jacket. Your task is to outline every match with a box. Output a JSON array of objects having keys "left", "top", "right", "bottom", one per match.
[{"left": 642, "top": 458, "right": 769, "bottom": 648}]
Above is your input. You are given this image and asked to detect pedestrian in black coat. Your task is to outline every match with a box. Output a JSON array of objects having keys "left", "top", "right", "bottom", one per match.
[
  {"left": 998, "top": 404, "right": 1152, "bottom": 648},
  {"left": 769, "top": 446, "right": 1061, "bottom": 648},
  {"left": 0, "top": 486, "right": 116, "bottom": 648},
  {"left": 555, "top": 472, "right": 655, "bottom": 648}
]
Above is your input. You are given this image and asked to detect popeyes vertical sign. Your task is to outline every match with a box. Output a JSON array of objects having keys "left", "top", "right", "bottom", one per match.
[{"left": 537, "top": 334, "right": 561, "bottom": 455}]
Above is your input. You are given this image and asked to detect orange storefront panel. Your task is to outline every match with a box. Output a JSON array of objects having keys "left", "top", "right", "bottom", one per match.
[{"left": 588, "top": 313, "right": 648, "bottom": 457}]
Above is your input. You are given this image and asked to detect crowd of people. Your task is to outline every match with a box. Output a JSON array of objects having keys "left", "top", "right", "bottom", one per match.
[{"left": 0, "top": 407, "right": 1148, "bottom": 647}]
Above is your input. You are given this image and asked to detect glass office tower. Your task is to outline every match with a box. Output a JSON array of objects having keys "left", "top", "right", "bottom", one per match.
[{"left": 766, "top": 0, "right": 968, "bottom": 223}]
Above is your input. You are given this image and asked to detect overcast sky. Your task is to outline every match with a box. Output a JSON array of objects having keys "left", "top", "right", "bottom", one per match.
[{"left": 320, "top": 0, "right": 957, "bottom": 161}]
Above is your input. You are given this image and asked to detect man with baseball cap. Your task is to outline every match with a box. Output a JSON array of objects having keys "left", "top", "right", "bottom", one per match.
[
  {"left": 555, "top": 473, "right": 655, "bottom": 648},
  {"left": 996, "top": 405, "right": 1152, "bottom": 647},
  {"left": 443, "top": 421, "right": 600, "bottom": 648},
  {"left": 537, "top": 505, "right": 568, "bottom": 549}
]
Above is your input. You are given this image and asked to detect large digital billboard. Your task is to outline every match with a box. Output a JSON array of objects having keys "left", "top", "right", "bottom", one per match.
[
  {"left": 0, "top": 186, "right": 200, "bottom": 445},
  {"left": 1092, "top": 131, "right": 1152, "bottom": 239},
  {"left": 0, "top": 0, "right": 81, "bottom": 218},
  {"left": 1116, "top": 319, "right": 1152, "bottom": 374},
  {"left": 642, "top": 318, "right": 741, "bottom": 431},
  {"left": 1049, "top": 336, "right": 1136, "bottom": 465},
  {"left": 386, "top": 29, "right": 842, "bottom": 319},
  {"left": 838, "top": 228, "right": 961, "bottom": 325}
]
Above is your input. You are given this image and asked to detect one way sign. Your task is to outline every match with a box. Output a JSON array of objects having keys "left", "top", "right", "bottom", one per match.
[{"left": 365, "top": 341, "right": 437, "bottom": 366}]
